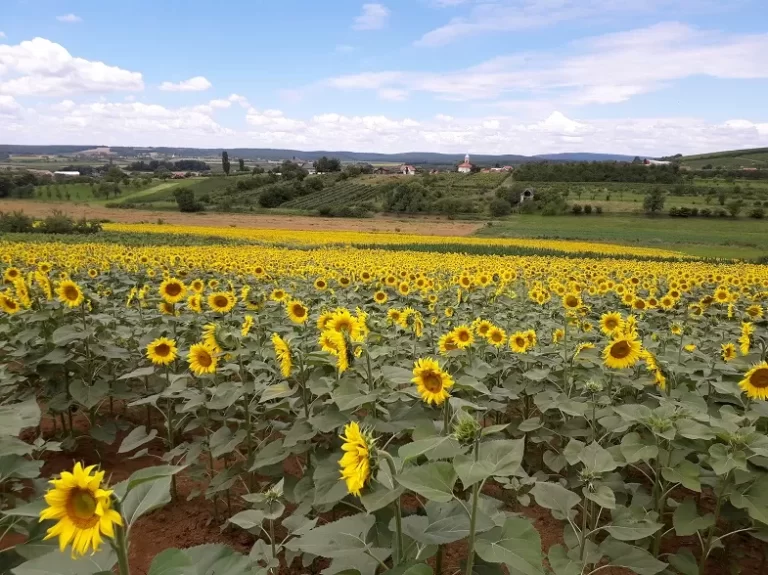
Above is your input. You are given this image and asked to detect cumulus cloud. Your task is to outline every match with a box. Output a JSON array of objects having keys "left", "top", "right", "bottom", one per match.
[
  {"left": 0, "top": 94, "right": 20, "bottom": 112},
  {"left": 325, "top": 23, "right": 768, "bottom": 105},
  {"left": 56, "top": 14, "right": 82, "bottom": 23},
  {"left": 159, "top": 76, "right": 212, "bottom": 92},
  {"left": 0, "top": 37, "right": 143, "bottom": 96},
  {"left": 353, "top": 4, "right": 390, "bottom": 30}
]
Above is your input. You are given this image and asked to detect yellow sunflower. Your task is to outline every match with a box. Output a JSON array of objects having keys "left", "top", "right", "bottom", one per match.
[
  {"left": 317, "top": 310, "right": 334, "bottom": 330},
  {"left": 189, "top": 279, "right": 205, "bottom": 293},
  {"left": 339, "top": 422, "right": 373, "bottom": 497},
  {"left": 0, "top": 293, "right": 20, "bottom": 315},
  {"left": 670, "top": 323, "right": 683, "bottom": 336},
  {"left": 241, "top": 315, "right": 254, "bottom": 337},
  {"left": 524, "top": 329, "right": 537, "bottom": 347},
  {"left": 188, "top": 343, "right": 218, "bottom": 376},
  {"left": 739, "top": 363, "right": 768, "bottom": 400},
  {"left": 475, "top": 320, "right": 493, "bottom": 338},
  {"left": 412, "top": 357, "right": 454, "bottom": 406},
  {"left": 510, "top": 332, "right": 529, "bottom": 353},
  {"left": 314, "top": 277, "right": 327, "bottom": 291},
  {"left": 562, "top": 293, "right": 581, "bottom": 311},
  {"left": 270, "top": 288, "right": 287, "bottom": 302},
  {"left": 438, "top": 333, "right": 459, "bottom": 355},
  {"left": 207, "top": 291, "right": 236, "bottom": 314},
  {"left": 39, "top": 462, "right": 123, "bottom": 557},
  {"left": 602, "top": 335, "right": 642, "bottom": 369},
  {"left": 146, "top": 337, "right": 178, "bottom": 366},
  {"left": 57, "top": 280, "right": 84, "bottom": 308},
  {"left": 599, "top": 312, "right": 623, "bottom": 335},
  {"left": 740, "top": 322, "right": 754, "bottom": 356},
  {"left": 487, "top": 326, "right": 507, "bottom": 348},
  {"left": 272, "top": 333, "right": 292, "bottom": 378},
  {"left": 159, "top": 278, "right": 186, "bottom": 304},
  {"left": 286, "top": 300, "right": 309, "bottom": 324},
  {"left": 451, "top": 325, "right": 474, "bottom": 349},
  {"left": 552, "top": 328, "right": 564, "bottom": 344},
  {"left": 187, "top": 294, "right": 202, "bottom": 313},
  {"left": 721, "top": 342, "right": 737, "bottom": 362},
  {"left": 373, "top": 290, "right": 388, "bottom": 304}
]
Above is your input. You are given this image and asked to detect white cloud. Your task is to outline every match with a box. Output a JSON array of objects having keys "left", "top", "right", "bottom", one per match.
[
  {"left": 0, "top": 32, "right": 6, "bottom": 39},
  {"left": 228, "top": 93, "right": 250, "bottom": 107},
  {"left": 325, "top": 23, "right": 768, "bottom": 106},
  {"left": 0, "top": 94, "right": 20, "bottom": 112},
  {"left": 56, "top": 14, "right": 82, "bottom": 23},
  {"left": 378, "top": 88, "right": 408, "bottom": 101},
  {"left": 416, "top": 0, "right": 706, "bottom": 46},
  {"left": 159, "top": 76, "right": 212, "bottom": 92},
  {"left": 0, "top": 37, "right": 143, "bottom": 96},
  {"left": 353, "top": 3, "right": 390, "bottom": 30}
]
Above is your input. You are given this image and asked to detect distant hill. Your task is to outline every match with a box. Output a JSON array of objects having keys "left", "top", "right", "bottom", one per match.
[
  {"left": 678, "top": 147, "right": 768, "bottom": 169},
  {"left": 534, "top": 152, "right": 638, "bottom": 162},
  {"left": 0, "top": 145, "right": 643, "bottom": 166}
]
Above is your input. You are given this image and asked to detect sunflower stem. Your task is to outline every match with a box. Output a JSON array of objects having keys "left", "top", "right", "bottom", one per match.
[
  {"left": 465, "top": 436, "right": 481, "bottom": 575},
  {"left": 378, "top": 450, "right": 403, "bottom": 565},
  {"left": 114, "top": 523, "right": 131, "bottom": 575}
]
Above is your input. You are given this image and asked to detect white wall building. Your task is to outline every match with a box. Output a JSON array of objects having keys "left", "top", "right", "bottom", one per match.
[{"left": 458, "top": 154, "right": 472, "bottom": 173}]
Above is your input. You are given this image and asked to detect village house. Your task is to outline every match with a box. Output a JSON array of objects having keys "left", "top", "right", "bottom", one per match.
[
  {"left": 400, "top": 164, "right": 416, "bottom": 175},
  {"left": 458, "top": 154, "right": 472, "bottom": 173}
]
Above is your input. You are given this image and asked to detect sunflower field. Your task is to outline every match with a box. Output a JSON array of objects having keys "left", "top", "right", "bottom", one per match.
[{"left": 0, "top": 228, "right": 767, "bottom": 575}]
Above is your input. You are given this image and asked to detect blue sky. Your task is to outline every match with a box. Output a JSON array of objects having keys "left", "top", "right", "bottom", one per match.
[{"left": 1, "top": 0, "right": 767, "bottom": 155}]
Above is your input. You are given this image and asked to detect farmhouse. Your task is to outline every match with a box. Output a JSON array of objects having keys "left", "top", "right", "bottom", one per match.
[
  {"left": 643, "top": 159, "right": 671, "bottom": 166},
  {"left": 458, "top": 154, "right": 472, "bottom": 173},
  {"left": 400, "top": 164, "right": 416, "bottom": 175},
  {"left": 53, "top": 171, "right": 80, "bottom": 177}
]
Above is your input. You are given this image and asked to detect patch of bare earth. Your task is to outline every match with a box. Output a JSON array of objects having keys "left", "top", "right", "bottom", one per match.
[{"left": 0, "top": 200, "right": 483, "bottom": 236}]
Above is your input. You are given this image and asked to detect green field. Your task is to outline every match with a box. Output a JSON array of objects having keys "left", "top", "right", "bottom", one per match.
[
  {"left": 476, "top": 214, "right": 768, "bottom": 259},
  {"left": 680, "top": 147, "right": 768, "bottom": 169}
]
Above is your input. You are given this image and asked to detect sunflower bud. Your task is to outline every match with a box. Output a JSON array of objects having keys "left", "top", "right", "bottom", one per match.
[
  {"left": 453, "top": 413, "right": 482, "bottom": 445},
  {"left": 584, "top": 379, "right": 604, "bottom": 394}
]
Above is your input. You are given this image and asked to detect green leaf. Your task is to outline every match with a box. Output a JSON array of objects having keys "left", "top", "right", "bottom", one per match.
[
  {"left": 619, "top": 433, "right": 658, "bottom": 464},
  {"left": 728, "top": 476, "right": 768, "bottom": 524},
  {"left": 260, "top": 381, "right": 294, "bottom": 402},
  {"left": 381, "top": 564, "right": 432, "bottom": 575},
  {"left": 523, "top": 368, "right": 550, "bottom": 382},
  {"left": 249, "top": 439, "right": 286, "bottom": 471},
  {"left": 481, "top": 424, "right": 510, "bottom": 436},
  {"left": 119, "top": 366, "right": 156, "bottom": 380},
  {"left": 229, "top": 509, "right": 266, "bottom": 530},
  {"left": 396, "top": 461, "right": 457, "bottom": 503},
  {"left": 673, "top": 499, "right": 714, "bottom": 536},
  {"left": 331, "top": 379, "right": 375, "bottom": 412},
  {"left": 676, "top": 419, "right": 716, "bottom": 440},
  {"left": 51, "top": 325, "right": 90, "bottom": 346},
  {"left": 668, "top": 549, "right": 699, "bottom": 575},
  {"left": 454, "top": 439, "right": 524, "bottom": 487},
  {"left": 584, "top": 485, "right": 615, "bottom": 510},
  {"left": 600, "top": 540, "right": 666, "bottom": 575},
  {"left": 708, "top": 444, "right": 747, "bottom": 476},
  {"left": 283, "top": 420, "right": 315, "bottom": 448},
  {"left": 0, "top": 398, "right": 40, "bottom": 436},
  {"left": 398, "top": 436, "right": 463, "bottom": 462},
  {"left": 400, "top": 502, "right": 472, "bottom": 545},
  {"left": 547, "top": 545, "right": 580, "bottom": 575},
  {"left": 312, "top": 455, "right": 348, "bottom": 507},
  {"left": 530, "top": 482, "right": 580, "bottom": 520},
  {"left": 12, "top": 546, "right": 116, "bottom": 575},
  {"left": 3, "top": 498, "right": 46, "bottom": 518},
  {"left": 475, "top": 517, "right": 544, "bottom": 575},
  {"left": 289, "top": 513, "right": 377, "bottom": 557},
  {"left": 121, "top": 476, "right": 172, "bottom": 530},
  {"left": 380, "top": 365, "right": 414, "bottom": 385},
  {"left": 69, "top": 379, "right": 109, "bottom": 410},
  {"left": 118, "top": 426, "right": 157, "bottom": 454},
  {"left": 113, "top": 465, "right": 186, "bottom": 500},
  {"left": 209, "top": 427, "right": 246, "bottom": 459},
  {"left": 518, "top": 418, "right": 542, "bottom": 432},
  {"left": 147, "top": 544, "right": 256, "bottom": 575},
  {"left": 360, "top": 482, "right": 405, "bottom": 513},
  {"left": 661, "top": 460, "right": 701, "bottom": 492},
  {"left": 604, "top": 519, "right": 662, "bottom": 541},
  {"left": 578, "top": 442, "right": 617, "bottom": 474},
  {"left": 562, "top": 439, "right": 585, "bottom": 466}
]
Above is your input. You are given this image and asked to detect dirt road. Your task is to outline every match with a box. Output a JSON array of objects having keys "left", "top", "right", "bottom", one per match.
[{"left": 0, "top": 200, "right": 483, "bottom": 236}]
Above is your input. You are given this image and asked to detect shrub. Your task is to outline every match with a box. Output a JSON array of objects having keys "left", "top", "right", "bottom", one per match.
[
  {"left": 489, "top": 198, "right": 512, "bottom": 217},
  {"left": 0, "top": 211, "right": 34, "bottom": 233},
  {"left": 700, "top": 208, "right": 712, "bottom": 217},
  {"left": 174, "top": 189, "right": 203, "bottom": 213},
  {"left": 38, "top": 210, "right": 75, "bottom": 234},
  {"left": 571, "top": 204, "right": 583, "bottom": 215},
  {"left": 595, "top": 206, "right": 603, "bottom": 214},
  {"left": 583, "top": 204, "right": 593, "bottom": 214},
  {"left": 726, "top": 199, "right": 744, "bottom": 218},
  {"left": 749, "top": 207, "right": 765, "bottom": 219}
]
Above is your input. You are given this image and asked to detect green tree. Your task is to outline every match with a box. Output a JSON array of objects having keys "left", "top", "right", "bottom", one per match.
[
  {"left": 726, "top": 199, "right": 744, "bottom": 218},
  {"left": 174, "top": 188, "right": 203, "bottom": 212},
  {"left": 643, "top": 186, "right": 666, "bottom": 215},
  {"left": 222, "top": 151, "right": 231, "bottom": 176},
  {"left": 489, "top": 198, "right": 511, "bottom": 217},
  {"left": 313, "top": 156, "right": 341, "bottom": 172},
  {"left": 238, "top": 158, "right": 245, "bottom": 171},
  {"left": 717, "top": 188, "right": 727, "bottom": 206}
]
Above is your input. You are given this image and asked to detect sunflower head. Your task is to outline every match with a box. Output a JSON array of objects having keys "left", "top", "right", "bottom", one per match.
[
  {"left": 40, "top": 462, "right": 122, "bottom": 557},
  {"left": 374, "top": 290, "right": 388, "bottom": 304},
  {"left": 272, "top": 333, "right": 292, "bottom": 378},
  {"left": 146, "top": 337, "right": 178, "bottom": 366},
  {"left": 510, "top": 332, "right": 529, "bottom": 353},
  {"left": 188, "top": 342, "right": 218, "bottom": 376},
  {"left": 339, "top": 422, "right": 374, "bottom": 497},
  {"left": 57, "top": 280, "right": 84, "bottom": 308},
  {"left": 721, "top": 342, "right": 737, "bottom": 362},
  {"left": 739, "top": 362, "right": 768, "bottom": 400},
  {"left": 412, "top": 357, "right": 453, "bottom": 406},
  {"left": 208, "top": 291, "right": 236, "bottom": 314},
  {"left": 286, "top": 299, "right": 309, "bottom": 324},
  {"left": 487, "top": 326, "right": 507, "bottom": 348},
  {"left": 159, "top": 278, "right": 187, "bottom": 304},
  {"left": 438, "top": 333, "right": 459, "bottom": 355},
  {"left": 602, "top": 335, "right": 642, "bottom": 369},
  {"left": 451, "top": 325, "right": 474, "bottom": 349}
]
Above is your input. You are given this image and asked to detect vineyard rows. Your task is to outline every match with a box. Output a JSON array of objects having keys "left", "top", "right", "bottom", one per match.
[{"left": 284, "top": 181, "right": 384, "bottom": 209}]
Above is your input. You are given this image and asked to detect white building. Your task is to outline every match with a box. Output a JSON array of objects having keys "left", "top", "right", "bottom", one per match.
[
  {"left": 400, "top": 164, "right": 416, "bottom": 175},
  {"left": 458, "top": 154, "right": 472, "bottom": 174},
  {"left": 54, "top": 171, "right": 81, "bottom": 177}
]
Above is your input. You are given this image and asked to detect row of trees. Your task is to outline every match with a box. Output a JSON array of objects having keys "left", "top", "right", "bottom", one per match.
[
  {"left": 127, "top": 159, "right": 211, "bottom": 172},
  {"left": 515, "top": 161, "right": 682, "bottom": 183}
]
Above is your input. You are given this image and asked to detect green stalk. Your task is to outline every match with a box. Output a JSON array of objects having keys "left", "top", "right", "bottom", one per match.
[
  {"left": 269, "top": 518, "right": 277, "bottom": 574},
  {"left": 465, "top": 437, "right": 481, "bottom": 575},
  {"left": 699, "top": 471, "right": 731, "bottom": 575},
  {"left": 378, "top": 451, "right": 404, "bottom": 565}
]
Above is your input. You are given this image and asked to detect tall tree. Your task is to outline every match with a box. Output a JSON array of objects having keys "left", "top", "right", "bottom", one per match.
[
  {"left": 222, "top": 151, "right": 231, "bottom": 176},
  {"left": 643, "top": 186, "right": 666, "bottom": 216},
  {"left": 238, "top": 158, "right": 245, "bottom": 171}
]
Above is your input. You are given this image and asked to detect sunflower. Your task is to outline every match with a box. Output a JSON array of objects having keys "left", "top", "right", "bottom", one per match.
[
  {"left": 207, "top": 291, "right": 236, "bottom": 314},
  {"left": 190, "top": 279, "right": 205, "bottom": 293},
  {"left": 444, "top": 306, "right": 454, "bottom": 318},
  {"left": 313, "top": 277, "right": 327, "bottom": 291},
  {"left": 475, "top": 320, "right": 492, "bottom": 338},
  {"left": 574, "top": 342, "right": 595, "bottom": 358},
  {"left": 319, "top": 330, "right": 349, "bottom": 372},
  {"left": 185, "top": 294, "right": 202, "bottom": 313},
  {"left": 740, "top": 322, "right": 754, "bottom": 356},
  {"left": 87, "top": 268, "right": 98, "bottom": 279},
  {"left": 602, "top": 335, "right": 642, "bottom": 369},
  {"left": 317, "top": 311, "right": 334, "bottom": 330},
  {"left": 739, "top": 363, "right": 768, "bottom": 400},
  {"left": 398, "top": 282, "right": 410, "bottom": 296},
  {"left": 451, "top": 325, "right": 474, "bottom": 349},
  {"left": 684, "top": 344, "right": 696, "bottom": 352},
  {"left": 746, "top": 304, "right": 764, "bottom": 319},
  {"left": 487, "top": 326, "right": 507, "bottom": 348},
  {"left": 373, "top": 290, "right": 388, "bottom": 304},
  {"left": 339, "top": 422, "right": 373, "bottom": 497},
  {"left": 510, "top": 332, "right": 529, "bottom": 353},
  {"left": 241, "top": 315, "right": 254, "bottom": 337},
  {"left": 562, "top": 293, "right": 581, "bottom": 311},
  {"left": 188, "top": 343, "right": 218, "bottom": 376},
  {"left": 653, "top": 369, "right": 667, "bottom": 391},
  {"left": 202, "top": 323, "right": 222, "bottom": 353},
  {"left": 552, "top": 328, "right": 564, "bottom": 344},
  {"left": 146, "top": 337, "right": 178, "bottom": 366},
  {"left": 270, "top": 288, "right": 287, "bottom": 302},
  {"left": 438, "top": 333, "right": 459, "bottom": 354},
  {"left": 0, "top": 293, "right": 20, "bottom": 315},
  {"left": 272, "top": 333, "right": 292, "bottom": 378},
  {"left": 3, "top": 267, "right": 21, "bottom": 284},
  {"left": 39, "top": 463, "right": 122, "bottom": 557},
  {"left": 329, "top": 308, "right": 361, "bottom": 338},
  {"left": 524, "top": 329, "right": 537, "bottom": 347},
  {"left": 159, "top": 278, "right": 186, "bottom": 304},
  {"left": 412, "top": 357, "right": 454, "bottom": 406},
  {"left": 721, "top": 342, "right": 737, "bottom": 362},
  {"left": 286, "top": 299, "right": 309, "bottom": 324},
  {"left": 670, "top": 323, "right": 682, "bottom": 336},
  {"left": 57, "top": 280, "right": 84, "bottom": 308}
]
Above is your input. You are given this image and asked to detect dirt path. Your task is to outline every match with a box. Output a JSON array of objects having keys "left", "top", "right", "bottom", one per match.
[{"left": 0, "top": 199, "right": 484, "bottom": 236}]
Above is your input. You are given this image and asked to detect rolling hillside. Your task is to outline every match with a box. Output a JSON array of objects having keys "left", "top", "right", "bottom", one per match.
[{"left": 680, "top": 147, "right": 768, "bottom": 169}]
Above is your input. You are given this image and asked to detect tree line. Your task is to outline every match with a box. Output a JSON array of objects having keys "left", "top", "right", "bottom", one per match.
[
  {"left": 127, "top": 160, "right": 210, "bottom": 172},
  {"left": 514, "top": 161, "right": 682, "bottom": 183}
]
